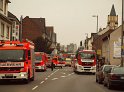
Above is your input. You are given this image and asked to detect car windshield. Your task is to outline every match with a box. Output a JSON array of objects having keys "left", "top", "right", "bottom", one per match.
[
  {"left": 80, "top": 53, "right": 95, "bottom": 59},
  {"left": 103, "top": 66, "right": 114, "bottom": 72},
  {"left": 0, "top": 50, "right": 25, "bottom": 62},
  {"left": 35, "top": 55, "right": 42, "bottom": 61},
  {"left": 112, "top": 67, "right": 124, "bottom": 74}
]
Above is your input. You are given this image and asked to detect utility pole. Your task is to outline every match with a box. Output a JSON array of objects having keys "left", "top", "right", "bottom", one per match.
[
  {"left": 20, "top": 15, "right": 23, "bottom": 42},
  {"left": 85, "top": 33, "right": 88, "bottom": 50}
]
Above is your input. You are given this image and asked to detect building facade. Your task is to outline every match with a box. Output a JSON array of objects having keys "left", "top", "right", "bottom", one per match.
[
  {"left": 8, "top": 11, "right": 20, "bottom": 41},
  {"left": 0, "top": 0, "right": 12, "bottom": 41}
]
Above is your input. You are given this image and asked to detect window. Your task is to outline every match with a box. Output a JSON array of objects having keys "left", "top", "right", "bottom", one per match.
[
  {"left": 1, "top": 23, "right": 4, "bottom": 37},
  {"left": 0, "top": 50, "right": 26, "bottom": 61},
  {"left": 0, "top": 0, "right": 3, "bottom": 11},
  {"left": 6, "top": 26, "right": 9, "bottom": 38}
]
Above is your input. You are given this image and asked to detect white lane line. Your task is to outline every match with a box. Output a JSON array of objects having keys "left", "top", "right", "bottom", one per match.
[
  {"left": 61, "top": 76, "right": 66, "bottom": 78},
  {"left": 40, "top": 81, "right": 44, "bottom": 84},
  {"left": 50, "top": 73, "right": 54, "bottom": 76},
  {"left": 50, "top": 69, "right": 59, "bottom": 76},
  {"left": 48, "top": 75, "right": 50, "bottom": 77},
  {"left": 68, "top": 74, "right": 71, "bottom": 76},
  {"left": 32, "top": 85, "right": 38, "bottom": 90},
  {"left": 62, "top": 72, "right": 66, "bottom": 74},
  {"left": 52, "top": 78, "right": 58, "bottom": 80},
  {"left": 45, "top": 78, "right": 48, "bottom": 80},
  {"left": 71, "top": 72, "right": 74, "bottom": 74}
]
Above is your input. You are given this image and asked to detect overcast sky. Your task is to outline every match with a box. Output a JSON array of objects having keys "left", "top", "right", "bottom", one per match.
[{"left": 9, "top": 0, "right": 121, "bottom": 46}]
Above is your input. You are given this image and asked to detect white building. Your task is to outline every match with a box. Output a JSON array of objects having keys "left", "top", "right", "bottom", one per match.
[{"left": 0, "top": 0, "right": 12, "bottom": 40}]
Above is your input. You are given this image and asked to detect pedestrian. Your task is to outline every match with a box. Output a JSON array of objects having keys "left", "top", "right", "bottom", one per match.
[{"left": 51, "top": 61, "right": 54, "bottom": 71}]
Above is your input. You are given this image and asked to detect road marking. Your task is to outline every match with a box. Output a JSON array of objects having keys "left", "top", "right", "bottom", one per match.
[
  {"left": 45, "top": 78, "right": 48, "bottom": 80},
  {"left": 71, "top": 72, "right": 74, "bottom": 74},
  {"left": 48, "top": 75, "right": 50, "bottom": 77},
  {"left": 68, "top": 74, "right": 71, "bottom": 76},
  {"left": 32, "top": 85, "right": 38, "bottom": 90},
  {"left": 50, "top": 69, "right": 59, "bottom": 76},
  {"left": 61, "top": 76, "right": 66, "bottom": 78},
  {"left": 40, "top": 81, "right": 44, "bottom": 84},
  {"left": 52, "top": 78, "right": 58, "bottom": 80},
  {"left": 62, "top": 72, "right": 66, "bottom": 74}
]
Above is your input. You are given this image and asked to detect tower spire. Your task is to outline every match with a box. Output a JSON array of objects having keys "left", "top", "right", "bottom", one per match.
[{"left": 110, "top": 4, "right": 116, "bottom": 16}]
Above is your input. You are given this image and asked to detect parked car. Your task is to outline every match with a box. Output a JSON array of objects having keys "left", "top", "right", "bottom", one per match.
[
  {"left": 103, "top": 66, "right": 124, "bottom": 89},
  {"left": 96, "top": 65, "right": 115, "bottom": 84}
]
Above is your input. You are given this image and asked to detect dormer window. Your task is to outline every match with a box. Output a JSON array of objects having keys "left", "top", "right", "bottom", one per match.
[{"left": 0, "top": 0, "right": 3, "bottom": 11}]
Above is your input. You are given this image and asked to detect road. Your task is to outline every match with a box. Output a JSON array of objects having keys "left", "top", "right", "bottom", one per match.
[{"left": 0, "top": 67, "right": 124, "bottom": 92}]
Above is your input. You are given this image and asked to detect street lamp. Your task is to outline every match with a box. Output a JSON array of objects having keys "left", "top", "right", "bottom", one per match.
[
  {"left": 92, "top": 15, "right": 98, "bottom": 33},
  {"left": 92, "top": 15, "right": 99, "bottom": 58},
  {"left": 121, "top": 0, "right": 124, "bottom": 67},
  {"left": 85, "top": 33, "right": 88, "bottom": 50}
]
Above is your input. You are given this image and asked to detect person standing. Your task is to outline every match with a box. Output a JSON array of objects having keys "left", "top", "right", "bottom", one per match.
[{"left": 51, "top": 61, "right": 54, "bottom": 71}]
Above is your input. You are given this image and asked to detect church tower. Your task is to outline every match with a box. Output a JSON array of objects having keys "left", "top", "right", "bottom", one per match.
[{"left": 107, "top": 4, "right": 118, "bottom": 29}]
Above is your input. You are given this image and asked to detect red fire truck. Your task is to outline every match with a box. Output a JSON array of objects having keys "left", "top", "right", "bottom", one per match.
[
  {"left": 74, "top": 50, "right": 96, "bottom": 74},
  {"left": 35, "top": 52, "right": 47, "bottom": 71},
  {"left": 52, "top": 56, "right": 63, "bottom": 68},
  {"left": 0, "top": 40, "right": 35, "bottom": 83}
]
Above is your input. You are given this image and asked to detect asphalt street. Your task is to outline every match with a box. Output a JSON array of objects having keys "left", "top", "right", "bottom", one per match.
[{"left": 0, "top": 67, "right": 124, "bottom": 92}]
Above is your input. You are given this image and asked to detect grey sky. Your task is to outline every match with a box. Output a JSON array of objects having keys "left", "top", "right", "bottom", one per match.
[{"left": 9, "top": 0, "right": 121, "bottom": 46}]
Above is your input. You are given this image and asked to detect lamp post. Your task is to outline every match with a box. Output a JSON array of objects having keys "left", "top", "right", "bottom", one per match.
[
  {"left": 85, "top": 33, "right": 88, "bottom": 50},
  {"left": 121, "top": 0, "right": 124, "bottom": 67},
  {"left": 92, "top": 15, "right": 98, "bottom": 33},
  {"left": 92, "top": 15, "right": 99, "bottom": 51}
]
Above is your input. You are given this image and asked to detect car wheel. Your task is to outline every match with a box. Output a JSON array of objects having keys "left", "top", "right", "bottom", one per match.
[{"left": 24, "top": 72, "right": 30, "bottom": 84}]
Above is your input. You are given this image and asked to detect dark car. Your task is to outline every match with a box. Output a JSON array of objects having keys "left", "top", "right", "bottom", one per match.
[
  {"left": 96, "top": 65, "right": 115, "bottom": 84},
  {"left": 103, "top": 66, "right": 124, "bottom": 89}
]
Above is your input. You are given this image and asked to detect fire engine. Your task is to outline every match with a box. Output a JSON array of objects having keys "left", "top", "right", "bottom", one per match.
[
  {"left": 52, "top": 56, "right": 63, "bottom": 68},
  {"left": 35, "top": 52, "right": 47, "bottom": 71},
  {"left": 0, "top": 40, "right": 35, "bottom": 83},
  {"left": 74, "top": 50, "right": 96, "bottom": 74}
]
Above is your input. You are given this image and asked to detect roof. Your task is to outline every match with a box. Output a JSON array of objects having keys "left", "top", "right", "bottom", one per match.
[
  {"left": 8, "top": 11, "right": 20, "bottom": 24},
  {"left": 110, "top": 4, "right": 116, "bottom": 16},
  {"left": 30, "top": 18, "right": 46, "bottom": 33},
  {"left": 102, "top": 29, "right": 114, "bottom": 41}
]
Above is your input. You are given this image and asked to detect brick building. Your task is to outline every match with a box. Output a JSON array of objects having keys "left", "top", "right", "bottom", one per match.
[
  {"left": 22, "top": 16, "right": 46, "bottom": 41},
  {"left": 22, "top": 16, "right": 57, "bottom": 53}
]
